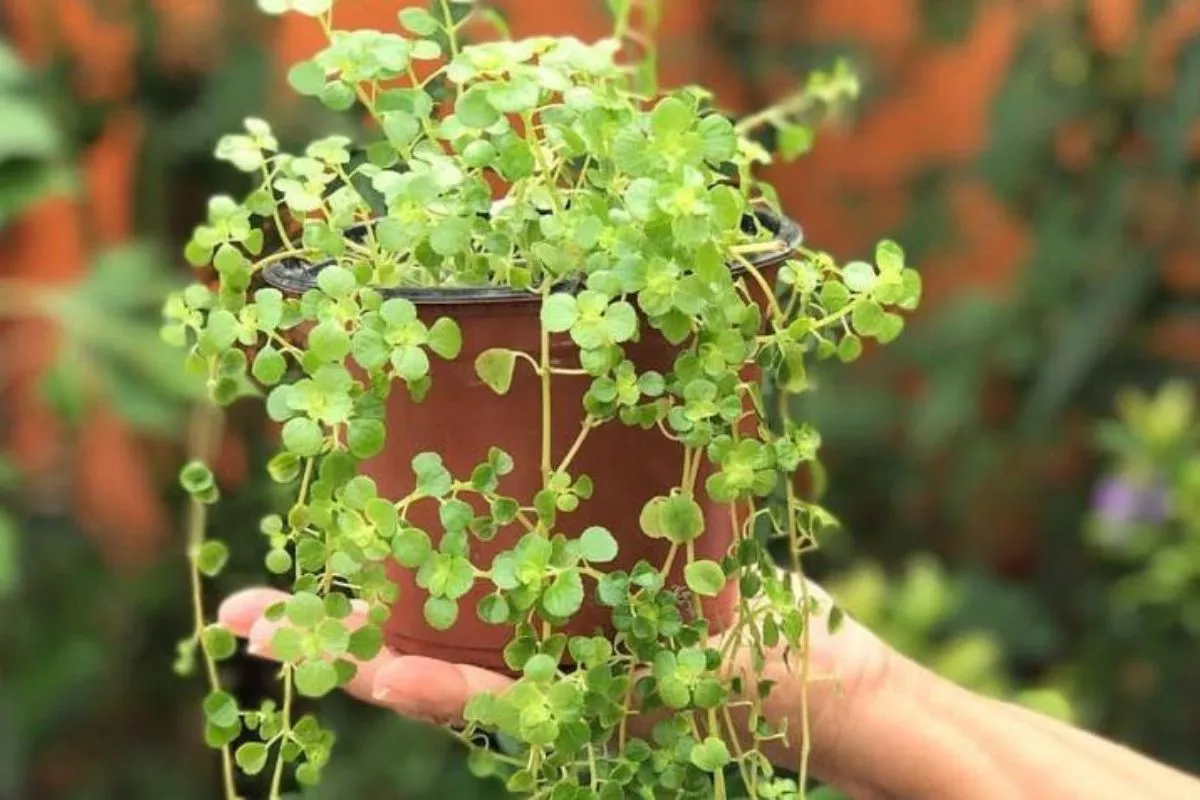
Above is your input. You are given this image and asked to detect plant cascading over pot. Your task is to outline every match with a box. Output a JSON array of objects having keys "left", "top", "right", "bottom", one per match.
[{"left": 163, "top": 0, "right": 922, "bottom": 796}]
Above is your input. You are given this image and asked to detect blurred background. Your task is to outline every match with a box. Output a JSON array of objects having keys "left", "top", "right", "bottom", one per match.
[{"left": 2, "top": 0, "right": 1200, "bottom": 797}]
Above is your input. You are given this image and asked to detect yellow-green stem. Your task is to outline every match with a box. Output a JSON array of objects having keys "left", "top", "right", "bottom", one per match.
[
  {"left": 268, "top": 665, "right": 294, "bottom": 799},
  {"left": 185, "top": 407, "right": 237, "bottom": 799}
]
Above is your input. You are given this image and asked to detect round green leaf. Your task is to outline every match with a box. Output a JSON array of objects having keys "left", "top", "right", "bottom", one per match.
[
  {"left": 252, "top": 346, "right": 287, "bottom": 385},
  {"left": 287, "top": 60, "right": 326, "bottom": 97},
  {"left": 235, "top": 742, "right": 269, "bottom": 776},
  {"left": 179, "top": 461, "right": 215, "bottom": 495},
  {"left": 475, "top": 348, "right": 517, "bottom": 395},
  {"left": 523, "top": 653, "right": 557, "bottom": 683},
  {"left": 348, "top": 624, "right": 384, "bottom": 660},
  {"left": 309, "top": 320, "right": 351, "bottom": 362},
  {"left": 392, "top": 526, "right": 432, "bottom": 568},
  {"left": 455, "top": 87, "right": 500, "bottom": 129},
  {"left": 197, "top": 541, "right": 229, "bottom": 577},
  {"left": 348, "top": 418, "right": 386, "bottom": 459},
  {"left": 578, "top": 526, "right": 619, "bottom": 563},
  {"left": 540, "top": 570, "right": 584, "bottom": 618},
  {"left": 477, "top": 593, "right": 510, "bottom": 624},
  {"left": 424, "top": 596, "right": 459, "bottom": 630},
  {"left": 294, "top": 659, "right": 339, "bottom": 697},
  {"left": 427, "top": 317, "right": 463, "bottom": 360},
  {"left": 285, "top": 592, "right": 325, "bottom": 628},
  {"left": 202, "top": 625, "right": 237, "bottom": 661},
  {"left": 684, "top": 560, "right": 726, "bottom": 597},
  {"left": 842, "top": 261, "right": 877, "bottom": 294},
  {"left": 690, "top": 736, "right": 731, "bottom": 772},
  {"left": 540, "top": 293, "right": 578, "bottom": 332},
  {"left": 398, "top": 7, "right": 440, "bottom": 35},
  {"left": 282, "top": 417, "right": 325, "bottom": 457},
  {"left": 391, "top": 345, "right": 430, "bottom": 381}
]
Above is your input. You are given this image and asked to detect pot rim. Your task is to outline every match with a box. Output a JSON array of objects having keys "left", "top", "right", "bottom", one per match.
[{"left": 261, "top": 205, "right": 802, "bottom": 306}]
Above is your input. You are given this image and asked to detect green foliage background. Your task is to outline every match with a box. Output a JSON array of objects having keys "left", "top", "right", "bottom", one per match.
[{"left": 1, "top": 0, "right": 1199, "bottom": 797}]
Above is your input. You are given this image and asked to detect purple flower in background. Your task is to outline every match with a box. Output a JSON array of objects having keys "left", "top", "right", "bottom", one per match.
[{"left": 1090, "top": 474, "right": 1170, "bottom": 526}]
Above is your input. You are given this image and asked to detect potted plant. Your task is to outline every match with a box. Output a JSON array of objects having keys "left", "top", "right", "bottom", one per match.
[{"left": 163, "top": 0, "right": 922, "bottom": 796}]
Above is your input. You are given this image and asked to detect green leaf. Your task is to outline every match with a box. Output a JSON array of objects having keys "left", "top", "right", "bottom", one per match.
[
  {"left": 203, "top": 691, "right": 239, "bottom": 728},
  {"left": 265, "top": 549, "right": 292, "bottom": 574},
  {"left": 348, "top": 624, "right": 384, "bottom": 660},
  {"left": 523, "top": 653, "right": 557, "bottom": 683},
  {"left": 286, "top": 592, "right": 326, "bottom": 628},
  {"left": 690, "top": 737, "right": 731, "bottom": 772},
  {"left": 430, "top": 216, "right": 471, "bottom": 256},
  {"left": 295, "top": 659, "right": 339, "bottom": 697},
  {"left": 202, "top": 625, "right": 237, "bottom": 661},
  {"left": 540, "top": 570, "right": 584, "bottom": 618},
  {"left": 398, "top": 7, "right": 440, "bottom": 35},
  {"left": 427, "top": 317, "right": 462, "bottom": 359},
  {"left": 439, "top": 498, "right": 474, "bottom": 533},
  {"left": 197, "top": 541, "right": 229, "bottom": 577},
  {"left": 875, "top": 240, "right": 905, "bottom": 273},
  {"left": 424, "top": 596, "right": 459, "bottom": 630},
  {"left": 650, "top": 96, "right": 693, "bottom": 138},
  {"left": 235, "top": 742, "right": 269, "bottom": 775},
  {"left": 477, "top": 594, "right": 510, "bottom": 624},
  {"left": 578, "top": 526, "right": 618, "bottom": 563},
  {"left": 352, "top": 329, "right": 389, "bottom": 370},
  {"left": 316, "top": 618, "right": 350, "bottom": 656},
  {"left": 392, "top": 345, "right": 430, "bottom": 381},
  {"left": 413, "top": 453, "right": 453, "bottom": 497},
  {"left": 475, "top": 348, "right": 517, "bottom": 395},
  {"left": 540, "top": 294, "right": 578, "bottom": 332},
  {"left": 271, "top": 628, "right": 305, "bottom": 662},
  {"left": 252, "top": 346, "right": 287, "bottom": 385},
  {"left": 698, "top": 114, "right": 737, "bottom": 163},
  {"left": 287, "top": 60, "right": 326, "bottom": 96},
  {"left": 851, "top": 300, "right": 886, "bottom": 339},
  {"left": 382, "top": 111, "right": 420, "bottom": 147},
  {"left": 348, "top": 418, "right": 386, "bottom": 459},
  {"left": 282, "top": 417, "right": 325, "bottom": 457},
  {"left": 309, "top": 320, "right": 351, "bottom": 362},
  {"left": 179, "top": 461, "right": 215, "bottom": 494},
  {"left": 837, "top": 334, "right": 863, "bottom": 363},
  {"left": 639, "top": 494, "right": 705, "bottom": 543},
  {"left": 778, "top": 124, "right": 814, "bottom": 160},
  {"left": 393, "top": 526, "right": 433, "bottom": 568},
  {"left": 455, "top": 87, "right": 500, "bottom": 129},
  {"left": 692, "top": 677, "right": 726, "bottom": 709},
  {"left": 658, "top": 675, "right": 691, "bottom": 709},
  {"left": 603, "top": 301, "right": 638, "bottom": 342},
  {"left": 842, "top": 261, "right": 876, "bottom": 293},
  {"left": 316, "top": 265, "right": 356, "bottom": 296},
  {"left": 684, "top": 560, "right": 726, "bottom": 597}
]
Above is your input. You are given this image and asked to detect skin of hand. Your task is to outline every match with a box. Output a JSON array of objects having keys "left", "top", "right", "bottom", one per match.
[{"left": 218, "top": 579, "right": 1200, "bottom": 800}]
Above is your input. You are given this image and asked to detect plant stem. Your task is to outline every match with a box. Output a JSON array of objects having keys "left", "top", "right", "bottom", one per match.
[
  {"left": 778, "top": 384, "right": 813, "bottom": 793},
  {"left": 184, "top": 407, "right": 238, "bottom": 799},
  {"left": 707, "top": 709, "right": 728, "bottom": 800},
  {"left": 437, "top": 0, "right": 460, "bottom": 57},
  {"left": 539, "top": 287, "right": 554, "bottom": 485},
  {"left": 269, "top": 665, "right": 294, "bottom": 799},
  {"left": 555, "top": 418, "right": 594, "bottom": 475}
]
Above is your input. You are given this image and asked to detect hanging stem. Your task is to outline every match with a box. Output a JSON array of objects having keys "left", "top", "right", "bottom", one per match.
[{"left": 184, "top": 406, "right": 237, "bottom": 799}]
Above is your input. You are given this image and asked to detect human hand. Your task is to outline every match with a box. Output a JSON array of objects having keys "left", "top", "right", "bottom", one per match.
[{"left": 218, "top": 573, "right": 899, "bottom": 790}]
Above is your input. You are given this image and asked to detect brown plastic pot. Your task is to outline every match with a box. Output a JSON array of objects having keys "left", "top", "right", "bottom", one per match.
[{"left": 263, "top": 208, "right": 802, "bottom": 672}]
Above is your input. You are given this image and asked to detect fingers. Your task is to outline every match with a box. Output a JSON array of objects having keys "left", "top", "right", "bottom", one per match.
[
  {"left": 371, "top": 656, "right": 514, "bottom": 725},
  {"left": 218, "top": 587, "right": 289, "bottom": 636},
  {"left": 216, "top": 587, "right": 514, "bottom": 725}
]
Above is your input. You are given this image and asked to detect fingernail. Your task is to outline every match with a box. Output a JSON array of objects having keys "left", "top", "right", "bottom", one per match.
[{"left": 247, "top": 640, "right": 266, "bottom": 656}]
